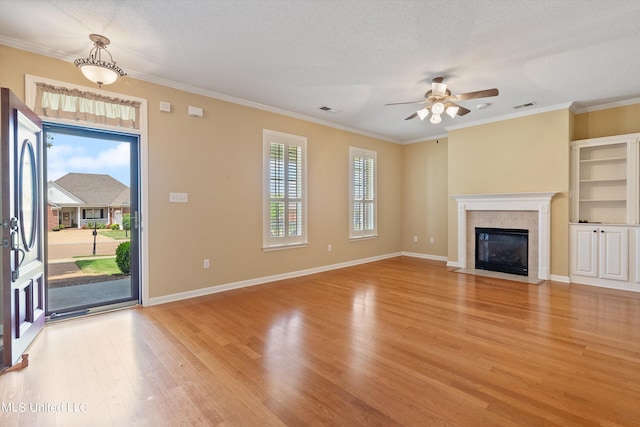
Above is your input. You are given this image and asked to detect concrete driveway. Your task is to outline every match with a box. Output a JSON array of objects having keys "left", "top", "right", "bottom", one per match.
[
  {"left": 48, "top": 228, "right": 126, "bottom": 260},
  {"left": 47, "top": 229, "right": 130, "bottom": 282}
]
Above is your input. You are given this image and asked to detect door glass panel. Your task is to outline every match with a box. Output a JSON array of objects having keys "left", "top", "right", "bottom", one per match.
[
  {"left": 44, "top": 124, "right": 139, "bottom": 317},
  {"left": 19, "top": 139, "right": 38, "bottom": 251}
]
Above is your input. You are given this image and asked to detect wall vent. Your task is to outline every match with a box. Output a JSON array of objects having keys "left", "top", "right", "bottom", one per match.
[{"left": 513, "top": 102, "right": 537, "bottom": 109}]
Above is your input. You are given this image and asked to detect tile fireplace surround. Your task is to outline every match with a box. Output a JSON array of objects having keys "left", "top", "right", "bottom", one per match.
[{"left": 451, "top": 192, "right": 557, "bottom": 282}]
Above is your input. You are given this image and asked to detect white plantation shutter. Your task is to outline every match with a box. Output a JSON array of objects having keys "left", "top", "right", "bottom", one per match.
[
  {"left": 263, "top": 130, "right": 307, "bottom": 248},
  {"left": 350, "top": 147, "right": 377, "bottom": 238}
]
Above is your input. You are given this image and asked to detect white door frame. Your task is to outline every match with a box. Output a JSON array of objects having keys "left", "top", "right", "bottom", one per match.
[{"left": 24, "top": 75, "right": 150, "bottom": 306}]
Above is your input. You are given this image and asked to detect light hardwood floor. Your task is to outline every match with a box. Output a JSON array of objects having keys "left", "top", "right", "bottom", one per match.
[{"left": 2, "top": 256, "right": 640, "bottom": 426}]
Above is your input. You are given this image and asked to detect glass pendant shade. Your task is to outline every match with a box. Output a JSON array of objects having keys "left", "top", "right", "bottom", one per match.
[
  {"left": 417, "top": 108, "right": 429, "bottom": 121},
  {"left": 77, "top": 64, "right": 121, "bottom": 86},
  {"left": 446, "top": 106, "right": 460, "bottom": 118},
  {"left": 429, "top": 114, "right": 442, "bottom": 124},
  {"left": 431, "top": 102, "right": 445, "bottom": 115}
]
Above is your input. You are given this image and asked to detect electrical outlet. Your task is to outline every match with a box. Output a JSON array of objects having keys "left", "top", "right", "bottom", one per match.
[
  {"left": 328, "top": 244, "right": 332, "bottom": 252},
  {"left": 429, "top": 237, "right": 435, "bottom": 244},
  {"left": 203, "top": 259, "right": 210, "bottom": 269},
  {"left": 413, "top": 235, "right": 418, "bottom": 242}
]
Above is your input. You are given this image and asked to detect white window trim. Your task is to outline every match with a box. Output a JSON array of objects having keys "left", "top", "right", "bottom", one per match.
[
  {"left": 349, "top": 146, "right": 378, "bottom": 239},
  {"left": 262, "top": 129, "right": 308, "bottom": 250},
  {"left": 24, "top": 74, "right": 151, "bottom": 306}
]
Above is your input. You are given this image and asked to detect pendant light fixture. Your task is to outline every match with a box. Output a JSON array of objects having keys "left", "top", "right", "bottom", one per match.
[{"left": 74, "top": 34, "right": 126, "bottom": 87}]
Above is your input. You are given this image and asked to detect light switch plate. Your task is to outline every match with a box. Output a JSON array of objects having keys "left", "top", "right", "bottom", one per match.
[{"left": 169, "top": 192, "right": 188, "bottom": 203}]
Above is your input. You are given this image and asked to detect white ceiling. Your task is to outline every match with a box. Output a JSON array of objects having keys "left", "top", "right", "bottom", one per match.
[{"left": 1, "top": 0, "right": 640, "bottom": 143}]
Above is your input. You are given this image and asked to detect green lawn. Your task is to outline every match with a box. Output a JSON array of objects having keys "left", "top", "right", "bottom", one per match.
[
  {"left": 98, "top": 230, "right": 131, "bottom": 240},
  {"left": 75, "top": 257, "right": 123, "bottom": 275}
]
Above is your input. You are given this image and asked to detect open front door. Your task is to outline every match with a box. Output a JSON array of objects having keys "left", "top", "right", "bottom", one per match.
[{"left": 1, "top": 88, "right": 45, "bottom": 368}]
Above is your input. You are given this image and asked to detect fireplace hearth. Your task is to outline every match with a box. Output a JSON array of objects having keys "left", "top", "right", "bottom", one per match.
[{"left": 475, "top": 227, "right": 529, "bottom": 276}]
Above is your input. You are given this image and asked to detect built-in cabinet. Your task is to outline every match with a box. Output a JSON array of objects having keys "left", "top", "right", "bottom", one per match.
[
  {"left": 571, "top": 225, "right": 629, "bottom": 279},
  {"left": 570, "top": 133, "right": 640, "bottom": 292}
]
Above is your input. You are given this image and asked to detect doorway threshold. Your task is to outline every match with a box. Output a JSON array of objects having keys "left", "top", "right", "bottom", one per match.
[{"left": 47, "top": 300, "right": 138, "bottom": 323}]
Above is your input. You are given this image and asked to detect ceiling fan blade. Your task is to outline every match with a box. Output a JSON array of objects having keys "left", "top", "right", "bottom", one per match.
[
  {"left": 404, "top": 112, "right": 418, "bottom": 120},
  {"left": 456, "top": 105, "right": 471, "bottom": 116},
  {"left": 453, "top": 88, "right": 499, "bottom": 101},
  {"left": 385, "top": 100, "right": 427, "bottom": 106}
]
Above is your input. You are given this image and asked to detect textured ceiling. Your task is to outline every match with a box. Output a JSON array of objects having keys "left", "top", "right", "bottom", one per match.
[{"left": 1, "top": 0, "right": 640, "bottom": 143}]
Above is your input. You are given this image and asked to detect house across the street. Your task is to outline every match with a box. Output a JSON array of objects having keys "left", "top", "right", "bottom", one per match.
[{"left": 47, "top": 172, "right": 130, "bottom": 230}]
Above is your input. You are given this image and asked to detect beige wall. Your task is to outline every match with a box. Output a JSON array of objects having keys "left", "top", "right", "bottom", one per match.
[
  {"left": 401, "top": 138, "right": 448, "bottom": 257},
  {"left": 0, "top": 45, "right": 402, "bottom": 299},
  {"left": 574, "top": 103, "right": 640, "bottom": 140},
  {"left": 3, "top": 43, "right": 639, "bottom": 298},
  {"left": 447, "top": 110, "right": 572, "bottom": 277}
]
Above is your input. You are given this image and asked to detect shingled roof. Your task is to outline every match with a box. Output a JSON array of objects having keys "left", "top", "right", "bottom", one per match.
[{"left": 53, "top": 173, "right": 129, "bottom": 205}]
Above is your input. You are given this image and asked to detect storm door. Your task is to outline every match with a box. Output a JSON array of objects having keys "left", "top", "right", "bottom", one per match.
[{"left": 44, "top": 123, "right": 140, "bottom": 318}]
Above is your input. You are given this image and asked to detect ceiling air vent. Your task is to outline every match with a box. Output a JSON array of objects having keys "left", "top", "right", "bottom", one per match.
[
  {"left": 319, "top": 106, "right": 339, "bottom": 113},
  {"left": 513, "top": 102, "right": 537, "bottom": 110}
]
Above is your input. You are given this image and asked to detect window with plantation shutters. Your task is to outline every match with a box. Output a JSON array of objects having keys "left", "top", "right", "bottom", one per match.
[
  {"left": 350, "top": 147, "right": 377, "bottom": 239},
  {"left": 263, "top": 130, "right": 307, "bottom": 249}
]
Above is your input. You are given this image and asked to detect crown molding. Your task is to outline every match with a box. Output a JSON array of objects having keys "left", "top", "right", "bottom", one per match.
[
  {"left": 1, "top": 37, "right": 398, "bottom": 144},
  {"left": 401, "top": 133, "right": 449, "bottom": 145},
  {"left": 572, "top": 97, "right": 640, "bottom": 114},
  {"left": 445, "top": 102, "right": 575, "bottom": 133}
]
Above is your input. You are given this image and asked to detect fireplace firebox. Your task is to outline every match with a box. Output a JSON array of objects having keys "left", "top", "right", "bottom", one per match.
[{"left": 475, "top": 227, "right": 528, "bottom": 276}]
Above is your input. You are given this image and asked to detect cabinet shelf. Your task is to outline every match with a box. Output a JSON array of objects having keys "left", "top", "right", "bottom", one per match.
[
  {"left": 579, "top": 179, "right": 627, "bottom": 185},
  {"left": 571, "top": 134, "right": 639, "bottom": 225},
  {"left": 579, "top": 199, "right": 626, "bottom": 203},
  {"left": 580, "top": 156, "right": 627, "bottom": 164}
]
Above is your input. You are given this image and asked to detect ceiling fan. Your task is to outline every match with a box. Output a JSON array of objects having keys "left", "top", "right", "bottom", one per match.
[{"left": 386, "top": 77, "right": 499, "bottom": 124}]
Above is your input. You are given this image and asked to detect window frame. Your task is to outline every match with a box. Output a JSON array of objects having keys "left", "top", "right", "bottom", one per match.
[
  {"left": 263, "top": 129, "right": 308, "bottom": 250},
  {"left": 349, "top": 146, "right": 377, "bottom": 239}
]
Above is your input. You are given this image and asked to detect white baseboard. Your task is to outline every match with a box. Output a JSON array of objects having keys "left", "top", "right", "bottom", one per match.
[
  {"left": 550, "top": 274, "right": 571, "bottom": 283},
  {"left": 402, "top": 251, "right": 448, "bottom": 262},
  {"left": 146, "top": 253, "right": 579, "bottom": 307},
  {"left": 148, "top": 252, "right": 402, "bottom": 306}
]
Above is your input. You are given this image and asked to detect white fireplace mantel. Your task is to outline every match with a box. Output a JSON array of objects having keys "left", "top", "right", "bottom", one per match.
[{"left": 452, "top": 192, "right": 558, "bottom": 280}]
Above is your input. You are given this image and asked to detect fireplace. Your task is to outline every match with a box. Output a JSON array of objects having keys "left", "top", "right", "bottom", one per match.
[
  {"left": 475, "top": 227, "right": 529, "bottom": 276},
  {"left": 452, "top": 192, "right": 557, "bottom": 281}
]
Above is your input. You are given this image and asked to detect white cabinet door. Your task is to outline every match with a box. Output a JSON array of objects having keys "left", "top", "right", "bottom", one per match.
[
  {"left": 571, "top": 226, "right": 599, "bottom": 277},
  {"left": 633, "top": 228, "right": 640, "bottom": 284},
  {"left": 599, "top": 227, "right": 629, "bottom": 281}
]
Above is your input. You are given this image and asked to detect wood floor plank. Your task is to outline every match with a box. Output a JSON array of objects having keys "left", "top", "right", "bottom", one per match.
[{"left": 2, "top": 256, "right": 640, "bottom": 426}]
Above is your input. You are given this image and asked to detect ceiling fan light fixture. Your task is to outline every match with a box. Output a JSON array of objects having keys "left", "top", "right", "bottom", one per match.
[
  {"left": 429, "top": 114, "right": 442, "bottom": 124},
  {"left": 417, "top": 107, "right": 429, "bottom": 120},
  {"left": 446, "top": 106, "right": 459, "bottom": 118},
  {"left": 432, "top": 82, "right": 447, "bottom": 97},
  {"left": 431, "top": 102, "right": 445, "bottom": 115},
  {"left": 74, "top": 34, "right": 126, "bottom": 87}
]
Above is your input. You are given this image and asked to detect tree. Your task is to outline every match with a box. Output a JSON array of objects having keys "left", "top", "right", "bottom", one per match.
[{"left": 123, "top": 213, "right": 131, "bottom": 237}]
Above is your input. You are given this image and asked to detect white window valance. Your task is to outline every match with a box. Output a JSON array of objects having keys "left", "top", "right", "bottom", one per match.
[{"left": 34, "top": 82, "right": 140, "bottom": 129}]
